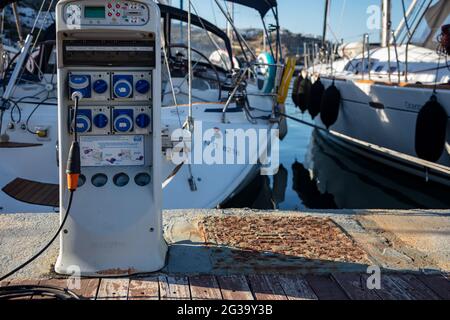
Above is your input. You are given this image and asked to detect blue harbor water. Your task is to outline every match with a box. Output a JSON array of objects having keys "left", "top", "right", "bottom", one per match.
[{"left": 225, "top": 96, "right": 450, "bottom": 211}]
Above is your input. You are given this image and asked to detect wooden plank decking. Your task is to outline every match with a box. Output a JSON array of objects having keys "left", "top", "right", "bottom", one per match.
[
  {"left": 0, "top": 142, "right": 42, "bottom": 148},
  {"left": 4, "top": 273, "right": 448, "bottom": 300},
  {"left": 2, "top": 178, "right": 59, "bottom": 207}
]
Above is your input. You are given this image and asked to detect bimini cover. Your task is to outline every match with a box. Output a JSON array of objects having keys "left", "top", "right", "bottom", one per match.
[
  {"left": 225, "top": 0, "right": 277, "bottom": 17},
  {"left": 0, "top": 0, "right": 18, "bottom": 9}
]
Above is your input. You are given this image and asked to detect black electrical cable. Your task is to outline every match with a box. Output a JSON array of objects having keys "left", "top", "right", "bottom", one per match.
[
  {"left": 25, "top": 96, "right": 51, "bottom": 134},
  {"left": 0, "top": 284, "right": 80, "bottom": 300},
  {"left": 0, "top": 191, "right": 74, "bottom": 283},
  {"left": 0, "top": 94, "right": 81, "bottom": 297},
  {"left": 6, "top": 99, "right": 22, "bottom": 123}
]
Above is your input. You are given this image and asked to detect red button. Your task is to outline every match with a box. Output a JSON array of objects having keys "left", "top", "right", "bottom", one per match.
[
  {"left": 108, "top": 3, "right": 112, "bottom": 8},
  {"left": 116, "top": 12, "right": 120, "bottom": 17},
  {"left": 116, "top": 4, "right": 120, "bottom": 8},
  {"left": 108, "top": 12, "right": 112, "bottom": 16}
]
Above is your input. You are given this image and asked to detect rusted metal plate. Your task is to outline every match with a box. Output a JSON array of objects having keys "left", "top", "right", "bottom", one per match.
[
  {"left": 304, "top": 274, "right": 348, "bottom": 300},
  {"left": 332, "top": 273, "right": 381, "bottom": 300},
  {"left": 388, "top": 274, "right": 440, "bottom": 300},
  {"left": 128, "top": 278, "right": 159, "bottom": 300},
  {"left": 247, "top": 275, "right": 287, "bottom": 300},
  {"left": 277, "top": 275, "right": 318, "bottom": 300},
  {"left": 216, "top": 275, "right": 254, "bottom": 300},
  {"left": 201, "top": 216, "right": 370, "bottom": 272},
  {"left": 159, "top": 276, "right": 191, "bottom": 300},
  {"left": 416, "top": 274, "right": 450, "bottom": 300},
  {"left": 97, "top": 279, "right": 130, "bottom": 300},
  {"left": 190, "top": 275, "right": 222, "bottom": 300}
]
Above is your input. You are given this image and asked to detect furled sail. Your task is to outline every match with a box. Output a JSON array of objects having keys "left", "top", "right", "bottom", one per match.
[{"left": 422, "top": 0, "right": 450, "bottom": 49}]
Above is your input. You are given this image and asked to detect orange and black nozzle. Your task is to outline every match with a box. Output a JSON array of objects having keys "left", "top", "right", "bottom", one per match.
[
  {"left": 66, "top": 141, "right": 81, "bottom": 191},
  {"left": 66, "top": 91, "right": 83, "bottom": 191}
]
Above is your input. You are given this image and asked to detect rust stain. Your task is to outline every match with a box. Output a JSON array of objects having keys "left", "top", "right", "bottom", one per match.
[
  {"left": 98, "top": 268, "right": 138, "bottom": 276},
  {"left": 201, "top": 216, "right": 370, "bottom": 268}
]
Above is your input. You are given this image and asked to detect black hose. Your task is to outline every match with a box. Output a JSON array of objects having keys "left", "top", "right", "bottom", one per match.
[
  {"left": 0, "top": 191, "right": 74, "bottom": 283},
  {"left": 0, "top": 285, "right": 81, "bottom": 300}
]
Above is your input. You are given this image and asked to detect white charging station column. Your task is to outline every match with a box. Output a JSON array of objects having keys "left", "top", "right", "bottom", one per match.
[{"left": 55, "top": 0, "right": 167, "bottom": 276}]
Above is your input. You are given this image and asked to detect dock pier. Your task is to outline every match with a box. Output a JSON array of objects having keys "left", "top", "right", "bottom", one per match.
[{"left": 0, "top": 209, "right": 449, "bottom": 300}]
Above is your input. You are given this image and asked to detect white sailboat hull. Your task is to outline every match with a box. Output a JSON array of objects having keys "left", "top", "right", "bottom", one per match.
[
  {"left": 315, "top": 78, "right": 450, "bottom": 185},
  {"left": 0, "top": 85, "right": 277, "bottom": 213}
]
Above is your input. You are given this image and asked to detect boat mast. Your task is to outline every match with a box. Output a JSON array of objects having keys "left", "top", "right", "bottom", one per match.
[
  {"left": 226, "top": 2, "right": 234, "bottom": 44},
  {"left": 381, "top": 0, "right": 392, "bottom": 47},
  {"left": 322, "top": 0, "right": 330, "bottom": 49},
  {"left": 11, "top": 3, "right": 24, "bottom": 46}
]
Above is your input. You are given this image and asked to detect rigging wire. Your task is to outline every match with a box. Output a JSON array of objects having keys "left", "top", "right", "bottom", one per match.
[
  {"left": 190, "top": 1, "right": 230, "bottom": 70},
  {"left": 186, "top": 0, "right": 197, "bottom": 191},
  {"left": 187, "top": 0, "right": 193, "bottom": 131},
  {"left": 210, "top": 0, "right": 218, "bottom": 27},
  {"left": 401, "top": 0, "right": 412, "bottom": 39},
  {"left": 336, "top": 0, "right": 347, "bottom": 41},
  {"left": 11, "top": 0, "right": 55, "bottom": 99}
]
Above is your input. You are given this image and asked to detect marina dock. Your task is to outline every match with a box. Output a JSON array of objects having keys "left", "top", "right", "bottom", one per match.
[{"left": 1, "top": 209, "right": 448, "bottom": 300}]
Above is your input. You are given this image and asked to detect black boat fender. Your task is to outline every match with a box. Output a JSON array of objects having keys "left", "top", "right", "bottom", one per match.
[
  {"left": 308, "top": 78, "right": 324, "bottom": 119},
  {"left": 320, "top": 82, "right": 341, "bottom": 129},
  {"left": 415, "top": 95, "right": 448, "bottom": 163},
  {"left": 297, "top": 76, "right": 312, "bottom": 114},
  {"left": 291, "top": 75, "right": 301, "bottom": 107}
]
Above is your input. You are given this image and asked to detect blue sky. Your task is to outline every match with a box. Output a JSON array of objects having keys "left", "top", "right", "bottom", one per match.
[{"left": 187, "top": 0, "right": 413, "bottom": 42}]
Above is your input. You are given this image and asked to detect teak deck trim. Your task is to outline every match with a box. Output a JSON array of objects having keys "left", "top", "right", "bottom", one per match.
[
  {"left": 2, "top": 178, "right": 59, "bottom": 207},
  {"left": 0, "top": 142, "right": 43, "bottom": 148},
  {"left": 321, "top": 76, "right": 450, "bottom": 91}
]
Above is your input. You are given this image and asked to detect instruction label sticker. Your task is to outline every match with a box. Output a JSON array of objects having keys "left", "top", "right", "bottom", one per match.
[{"left": 80, "top": 135, "right": 145, "bottom": 167}]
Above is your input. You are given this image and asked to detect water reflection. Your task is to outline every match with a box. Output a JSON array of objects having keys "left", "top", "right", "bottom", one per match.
[
  {"left": 225, "top": 128, "right": 450, "bottom": 210},
  {"left": 223, "top": 165, "right": 288, "bottom": 210},
  {"left": 292, "top": 160, "right": 337, "bottom": 209},
  {"left": 307, "top": 130, "right": 450, "bottom": 209}
]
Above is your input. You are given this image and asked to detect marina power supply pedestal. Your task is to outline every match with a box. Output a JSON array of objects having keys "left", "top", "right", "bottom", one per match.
[{"left": 55, "top": 0, "right": 167, "bottom": 276}]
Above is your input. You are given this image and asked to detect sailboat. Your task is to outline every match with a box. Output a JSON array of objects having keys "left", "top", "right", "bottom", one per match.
[
  {"left": 0, "top": 0, "right": 291, "bottom": 213},
  {"left": 297, "top": 0, "right": 450, "bottom": 186}
]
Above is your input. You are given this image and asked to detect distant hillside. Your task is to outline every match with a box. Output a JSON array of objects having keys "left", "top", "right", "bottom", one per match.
[
  {"left": 238, "top": 28, "right": 323, "bottom": 65},
  {"left": 1, "top": 2, "right": 323, "bottom": 65}
]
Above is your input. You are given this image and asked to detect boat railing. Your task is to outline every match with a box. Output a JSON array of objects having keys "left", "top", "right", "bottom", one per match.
[{"left": 221, "top": 61, "right": 285, "bottom": 124}]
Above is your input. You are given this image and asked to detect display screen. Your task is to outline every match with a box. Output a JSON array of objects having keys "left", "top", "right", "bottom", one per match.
[{"left": 84, "top": 6, "right": 105, "bottom": 19}]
